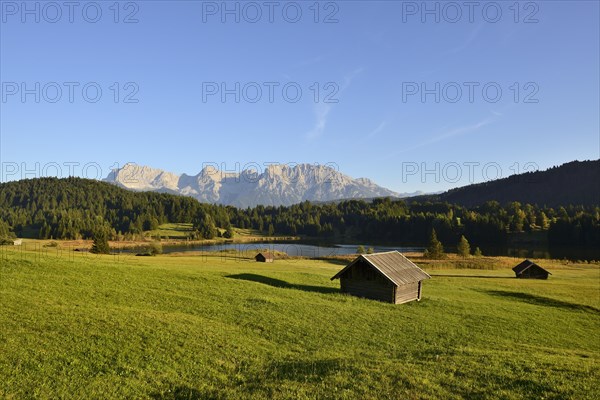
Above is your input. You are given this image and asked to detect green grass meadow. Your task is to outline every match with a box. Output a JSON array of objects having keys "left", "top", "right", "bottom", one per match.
[
  {"left": 145, "top": 223, "right": 285, "bottom": 238},
  {"left": 0, "top": 245, "right": 598, "bottom": 399},
  {"left": 146, "top": 223, "right": 196, "bottom": 239}
]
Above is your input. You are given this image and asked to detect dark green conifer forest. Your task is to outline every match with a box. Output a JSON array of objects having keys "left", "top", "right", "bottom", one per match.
[{"left": 1, "top": 177, "right": 598, "bottom": 249}]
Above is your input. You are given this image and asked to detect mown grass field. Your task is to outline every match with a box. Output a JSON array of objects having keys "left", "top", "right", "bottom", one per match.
[{"left": 0, "top": 245, "right": 598, "bottom": 399}]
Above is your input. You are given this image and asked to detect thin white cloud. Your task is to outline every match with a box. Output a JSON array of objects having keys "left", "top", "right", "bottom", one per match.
[
  {"left": 387, "top": 116, "right": 496, "bottom": 157},
  {"left": 341, "top": 67, "right": 364, "bottom": 91},
  {"left": 305, "top": 67, "right": 364, "bottom": 140},
  {"left": 366, "top": 120, "right": 387, "bottom": 139},
  {"left": 430, "top": 118, "right": 492, "bottom": 142},
  {"left": 306, "top": 103, "right": 332, "bottom": 140}
]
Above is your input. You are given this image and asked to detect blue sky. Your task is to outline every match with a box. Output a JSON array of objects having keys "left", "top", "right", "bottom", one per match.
[{"left": 1, "top": 1, "right": 598, "bottom": 193}]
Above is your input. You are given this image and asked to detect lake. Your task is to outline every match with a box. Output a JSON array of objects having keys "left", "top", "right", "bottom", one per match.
[
  {"left": 151, "top": 242, "right": 424, "bottom": 257},
  {"left": 123, "top": 241, "right": 600, "bottom": 261}
]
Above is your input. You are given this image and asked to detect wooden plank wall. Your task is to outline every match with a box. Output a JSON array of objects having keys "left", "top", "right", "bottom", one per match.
[
  {"left": 519, "top": 268, "right": 548, "bottom": 279},
  {"left": 394, "top": 282, "right": 419, "bottom": 304},
  {"left": 341, "top": 278, "right": 394, "bottom": 303}
]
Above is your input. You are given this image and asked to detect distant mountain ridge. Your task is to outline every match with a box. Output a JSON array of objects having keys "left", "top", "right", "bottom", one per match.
[
  {"left": 104, "top": 163, "right": 409, "bottom": 207},
  {"left": 410, "top": 160, "right": 600, "bottom": 207}
]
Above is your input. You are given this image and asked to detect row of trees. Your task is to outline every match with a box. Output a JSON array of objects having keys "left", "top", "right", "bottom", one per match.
[
  {"left": 1, "top": 178, "right": 598, "bottom": 249},
  {"left": 423, "top": 229, "right": 483, "bottom": 259},
  {"left": 229, "top": 198, "right": 600, "bottom": 248},
  {"left": 0, "top": 178, "right": 223, "bottom": 241}
]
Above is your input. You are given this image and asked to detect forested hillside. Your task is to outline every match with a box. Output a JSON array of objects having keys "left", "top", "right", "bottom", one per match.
[
  {"left": 0, "top": 178, "right": 229, "bottom": 240},
  {"left": 1, "top": 177, "right": 598, "bottom": 249},
  {"left": 416, "top": 160, "right": 600, "bottom": 207}
]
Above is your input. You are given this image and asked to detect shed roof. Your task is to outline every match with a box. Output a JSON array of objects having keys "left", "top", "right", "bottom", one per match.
[
  {"left": 512, "top": 259, "right": 551, "bottom": 275},
  {"left": 255, "top": 252, "right": 274, "bottom": 259},
  {"left": 331, "top": 251, "right": 430, "bottom": 286}
]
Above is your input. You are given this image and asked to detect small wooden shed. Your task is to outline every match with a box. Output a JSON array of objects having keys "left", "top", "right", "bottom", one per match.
[
  {"left": 331, "top": 251, "right": 430, "bottom": 304},
  {"left": 512, "top": 259, "right": 551, "bottom": 279},
  {"left": 255, "top": 252, "right": 274, "bottom": 263}
]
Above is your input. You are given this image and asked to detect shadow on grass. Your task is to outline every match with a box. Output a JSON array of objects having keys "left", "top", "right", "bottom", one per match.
[
  {"left": 236, "top": 358, "right": 363, "bottom": 396},
  {"left": 430, "top": 274, "right": 511, "bottom": 279},
  {"left": 150, "top": 385, "right": 207, "bottom": 400},
  {"left": 263, "top": 358, "right": 349, "bottom": 382},
  {"left": 483, "top": 290, "right": 600, "bottom": 313},
  {"left": 226, "top": 273, "right": 339, "bottom": 294},
  {"left": 446, "top": 374, "right": 561, "bottom": 400},
  {"left": 311, "top": 257, "right": 353, "bottom": 266}
]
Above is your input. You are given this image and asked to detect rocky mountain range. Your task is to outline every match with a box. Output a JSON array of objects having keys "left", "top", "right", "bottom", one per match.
[{"left": 104, "top": 163, "right": 418, "bottom": 207}]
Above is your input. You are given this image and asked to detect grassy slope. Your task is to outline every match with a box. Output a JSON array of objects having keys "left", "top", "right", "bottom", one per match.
[
  {"left": 116, "top": 224, "right": 297, "bottom": 247},
  {"left": 146, "top": 223, "right": 196, "bottom": 239},
  {"left": 0, "top": 247, "right": 598, "bottom": 399},
  {"left": 145, "top": 223, "right": 285, "bottom": 240}
]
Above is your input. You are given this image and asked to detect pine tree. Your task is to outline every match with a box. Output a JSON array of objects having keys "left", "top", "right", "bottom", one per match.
[
  {"left": 474, "top": 247, "right": 483, "bottom": 257},
  {"left": 457, "top": 235, "right": 471, "bottom": 258},
  {"left": 90, "top": 230, "right": 110, "bottom": 254},
  {"left": 357, "top": 245, "right": 365, "bottom": 254},
  {"left": 199, "top": 215, "right": 217, "bottom": 239},
  {"left": 536, "top": 211, "right": 550, "bottom": 229},
  {"left": 268, "top": 223, "right": 275, "bottom": 236},
  {"left": 425, "top": 228, "right": 445, "bottom": 259}
]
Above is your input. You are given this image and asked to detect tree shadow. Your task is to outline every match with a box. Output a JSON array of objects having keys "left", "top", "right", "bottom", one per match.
[
  {"left": 311, "top": 256, "right": 353, "bottom": 266},
  {"left": 226, "top": 273, "right": 339, "bottom": 294},
  {"left": 263, "top": 358, "right": 348, "bottom": 382},
  {"left": 482, "top": 290, "right": 600, "bottom": 313},
  {"left": 236, "top": 357, "right": 361, "bottom": 396},
  {"left": 445, "top": 373, "right": 560, "bottom": 400},
  {"left": 149, "top": 385, "right": 211, "bottom": 400}
]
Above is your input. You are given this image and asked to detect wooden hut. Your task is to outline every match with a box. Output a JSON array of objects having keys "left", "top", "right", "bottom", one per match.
[
  {"left": 512, "top": 259, "right": 551, "bottom": 279},
  {"left": 255, "top": 252, "right": 274, "bottom": 263},
  {"left": 331, "top": 251, "right": 430, "bottom": 304}
]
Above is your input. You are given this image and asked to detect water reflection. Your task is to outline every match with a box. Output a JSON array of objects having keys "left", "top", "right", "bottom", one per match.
[
  {"left": 155, "top": 242, "right": 424, "bottom": 258},
  {"left": 120, "top": 241, "right": 599, "bottom": 262}
]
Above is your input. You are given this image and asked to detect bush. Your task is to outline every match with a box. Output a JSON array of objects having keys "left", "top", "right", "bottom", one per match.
[
  {"left": 223, "top": 226, "right": 234, "bottom": 239},
  {"left": 0, "top": 237, "right": 14, "bottom": 245},
  {"left": 149, "top": 241, "right": 163, "bottom": 255}
]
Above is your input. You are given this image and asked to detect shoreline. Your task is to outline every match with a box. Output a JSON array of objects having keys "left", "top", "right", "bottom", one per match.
[
  {"left": 14, "top": 236, "right": 302, "bottom": 251},
  {"left": 4, "top": 237, "right": 599, "bottom": 263}
]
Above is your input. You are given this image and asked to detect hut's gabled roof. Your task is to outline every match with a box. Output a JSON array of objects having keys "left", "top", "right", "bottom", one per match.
[
  {"left": 512, "top": 259, "right": 551, "bottom": 275},
  {"left": 331, "top": 251, "right": 430, "bottom": 286}
]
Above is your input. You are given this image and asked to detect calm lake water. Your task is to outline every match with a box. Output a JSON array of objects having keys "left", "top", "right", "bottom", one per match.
[
  {"left": 477, "top": 245, "right": 600, "bottom": 262},
  {"left": 124, "top": 241, "right": 600, "bottom": 261},
  {"left": 155, "top": 242, "right": 424, "bottom": 257}
]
